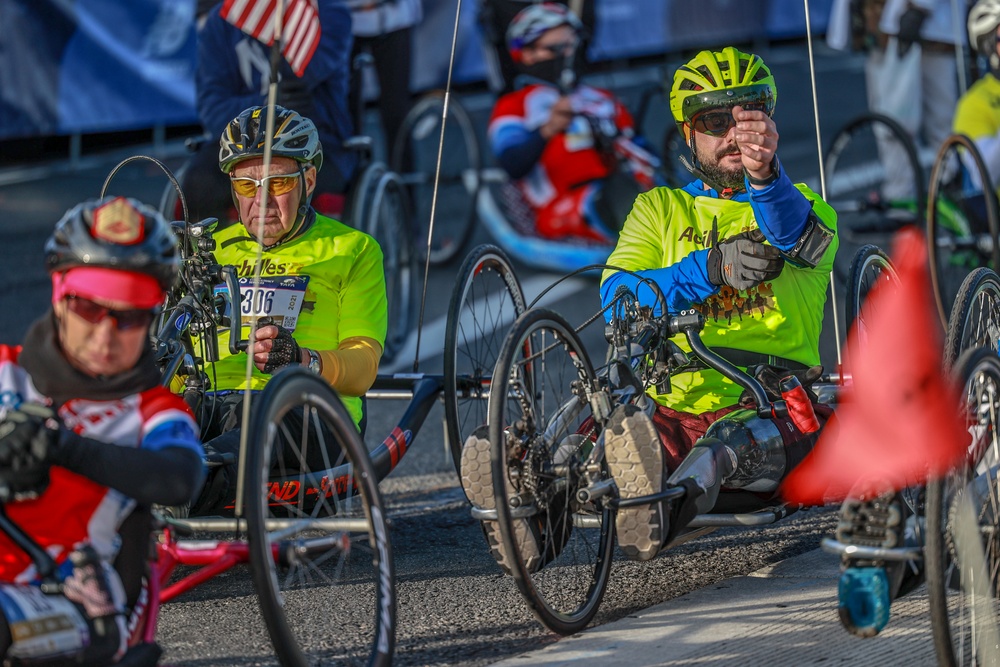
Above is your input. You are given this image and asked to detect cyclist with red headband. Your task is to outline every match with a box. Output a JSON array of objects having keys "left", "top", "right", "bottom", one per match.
[
  {"left": 0, "top": 197, "right": 203, "bottom": 665},
  {"left": 487, "top": 3, "right": 659, "bottom": 243},
  {"left": 189, "top": 104, "right": 388, "bottom": 517},
  {"left": 464, "top": 47, "right": 838, "bottom": 576}
]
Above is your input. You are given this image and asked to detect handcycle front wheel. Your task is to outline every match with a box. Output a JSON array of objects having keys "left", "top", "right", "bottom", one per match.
[
  {"left": 844, "top": 244, "right": 897, "bottom": 338},
  {"left": 444, "top": 244, "right": 526, "bottom": 474},
  {"left": 245, "top": 367, "right": 395, "bottom": 667},
  {"left": 487, "top": 308, "right": 614, "bottom": 635},
  {"left": 391, "top": 92, "right": 481, "bottom": 266},
  {"left": 943, "top": 267, "right": 1000, "bottom": 369},
  {"left": 925, "top": 346, "right": 1000, "bottom": 667}
]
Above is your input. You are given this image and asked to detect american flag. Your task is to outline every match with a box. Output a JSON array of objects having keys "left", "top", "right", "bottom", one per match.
[{"left": 220, "top": 0, "right": 321, "bottom": 77}]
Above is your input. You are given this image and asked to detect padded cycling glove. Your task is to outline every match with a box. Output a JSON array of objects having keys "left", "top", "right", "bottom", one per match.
[
  {"left": 0, "top": 404, "right": 61, "bottom": 499},
  {"left": 706, "top": 229, "right": 784, "bottom": 291}
]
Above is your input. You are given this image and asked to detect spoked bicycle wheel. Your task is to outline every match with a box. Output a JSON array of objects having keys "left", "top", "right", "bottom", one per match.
[
  {"left": 844, "top": 244, "right": 897, "bottom": 333},
  {"left": 926, "top": 347, "right": 1000, "bottom": 667},
  {"left": 928, "top": 134, "right": 1000, "bottom": 327},
  {"left": 487, "top": 308, "right": 614, "bottom": 635},
  {"left": 362, "top": 164, "right": 418, "bottom": 365},
  {"left": 245, "top": 367, "right": 395, "bottom": 667},
  {"left": 444, "top": 244, "right": 526, "bottom": 474},
  {"left": 391, "top": 92, "right": 481, "bottom": 266},
  {"left": 944, "top": 267, "right": 1000, "bottom": 368},
  {"left": 824, "top": 112, "right": 925, "bottom": 236}
]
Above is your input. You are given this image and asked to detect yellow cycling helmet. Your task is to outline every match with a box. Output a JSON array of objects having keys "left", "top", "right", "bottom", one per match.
[{"left": 669, "top": 47, "right": 777, "bottom": 131}]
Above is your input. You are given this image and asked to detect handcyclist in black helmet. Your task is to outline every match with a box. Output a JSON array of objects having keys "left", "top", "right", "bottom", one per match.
[
  {"left": 0, "top": 196, "right": 203, "bottom": 666},
  {"left": 188, "top": 104, "right": 388, "bottom": 517}
]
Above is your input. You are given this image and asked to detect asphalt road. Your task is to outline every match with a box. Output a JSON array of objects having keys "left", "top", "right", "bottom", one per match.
[{"left": 0, "top": 40, "right": 900, "bottom": 666}]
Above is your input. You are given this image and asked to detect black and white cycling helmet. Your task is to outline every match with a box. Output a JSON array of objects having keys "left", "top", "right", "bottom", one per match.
[
  {"left": 969, "top": 0, "right": 1000, "bottom": 72},
  {"left": 506, "top": 3, "right": 583, "bottom": 63},
  {"left": 218, "top": 105, "right": 324, "bottom": 174},
  {"left": 45, "top": 196, "right": 180, "bottom": 292}
]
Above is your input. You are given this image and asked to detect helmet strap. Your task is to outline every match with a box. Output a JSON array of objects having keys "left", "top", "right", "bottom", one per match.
[{"left": 681, "top": 131, "right": 739, "bottom": 197}]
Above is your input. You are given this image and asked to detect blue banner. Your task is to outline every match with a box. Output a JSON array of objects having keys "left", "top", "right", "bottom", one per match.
[{"left": 0, "top": 0, "right": 833, "bottom": 141}]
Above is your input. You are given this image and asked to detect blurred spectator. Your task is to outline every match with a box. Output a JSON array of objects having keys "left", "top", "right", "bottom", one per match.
[
  {"left": 828, "top": 0, "right": 966, "bottom": 201},
  {"left": 181, "top": 0, "right": 356, "bottom": 223},
  {"left": 488, "top": 3, "right": 658, "bottom": 242},
  {"left": 479, "top": 0, "right": 596, "bottom": 95},
  {"left": 347, "top": 0, "right": 422, "bottom": 159}
]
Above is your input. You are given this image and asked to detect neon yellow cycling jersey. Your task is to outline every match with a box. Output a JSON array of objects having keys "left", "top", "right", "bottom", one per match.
[
  {"left": 954, "top": 73, "right": 1000, "bottom": 143},
  {"left": 208, "top": 213, "right": 387, "bottom": 427},
  {"left": 603, "top": 184, "right": 838, "bottom": 413}
]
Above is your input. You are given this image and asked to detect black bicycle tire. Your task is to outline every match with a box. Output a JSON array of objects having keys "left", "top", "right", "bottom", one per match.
[
  {"left": 488, "top": 308, "right": 614, "bottom": 635},
  {"left": 364, "top": 168, "right": 418, "bottom": 365},
  {"left": 844, "top": 244, "right": 896, "bottom": 332},
  {"left": 443, "top": 244, "right": 526, "bottom": 474},
  {"left": 390, "top": 92, "right": 481, "bottom": 266},
  {"left": 245, "top": 368, "right": 395, "bottom": 667},
  {"left": 925, "top": 347, "right": 1000, "bottom": 667},
  {"left": 927, "top": 133, "right": 1000, "bottom": 327},
  {"left": 824, "top": 112, "right": 926, "bottom": 225},
  {"left": 943, "top": 267, "right": 1000, "bottom": 369}
]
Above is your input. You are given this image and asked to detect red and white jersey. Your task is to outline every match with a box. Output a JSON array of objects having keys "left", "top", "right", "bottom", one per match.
[
  {"left": 0, "top": 346, "right": 202, "bottom": 582},
  {"left": 489, "top": 83, "right": 636, "bottom": 210}
]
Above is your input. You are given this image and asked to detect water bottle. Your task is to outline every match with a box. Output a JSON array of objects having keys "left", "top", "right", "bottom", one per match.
[{"left": 780, "top": 375, "right": 820, "bottom": 434}]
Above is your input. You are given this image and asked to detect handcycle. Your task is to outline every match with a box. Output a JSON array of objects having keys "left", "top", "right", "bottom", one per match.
[
  {"left": 103, "top": 156, "right": 530, "bottom": 662},
  {"left": 452, "top": 257, "right": 848, "bottom": 634}
]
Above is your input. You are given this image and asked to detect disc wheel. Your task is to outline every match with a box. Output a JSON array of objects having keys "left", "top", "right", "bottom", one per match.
[
  {"left": 444, "top": 244, "right": 526, "bottom": 473},
  {"left": 944, "top": 267, "right": 1000, "bottom": 369},
  {"left": 391, "top": 92, "right": 481, "bottom": 265},
  {"left": 926, "top": 347, "right": 1000, "bottom": 667},
  {"left": 844, "top": 244, "right": 898, "bottom": 347},
  {"left": 824, "top": 112, "right": 925, "bottom": 236},
  {"left": 245, "top": 368, "right": 395, "bottom": 667},
  {"left": 928, "top": 133, "right": 1000, "bottom": 327},
  {"left": 488, "top": 308, "right": 614, "bottom": 635},
  {"left": 362, "top": 165, "right": 418, "bottom": 365}
]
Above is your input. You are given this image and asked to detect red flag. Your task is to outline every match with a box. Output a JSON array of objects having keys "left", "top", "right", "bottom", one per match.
[
  {"left": 220, "top": 0, "right": 321, "bottom": 76},
  {"left": 780, "top": 227, "right": 968, "bottom": 505}
]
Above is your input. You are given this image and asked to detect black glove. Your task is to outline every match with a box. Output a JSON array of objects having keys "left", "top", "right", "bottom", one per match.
[
  {"left": 897, "top": 6, "right": 929, "bottom": 56},
  {"left": 706, "top": 229, "right": 785, "bottom": 291},
  {"left": 276, "top": 75, "right": 316, "bottom": 118},
  {"left": 259, "top": 317, "right": 302, "bottom": 374},
  {"left": 0, "top": 404, "right": 61, "bottom": 500}
]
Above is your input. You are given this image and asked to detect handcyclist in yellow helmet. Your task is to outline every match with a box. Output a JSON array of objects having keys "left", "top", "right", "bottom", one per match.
[{"left": 595, "top": 46, "right": 839, "bottom": 562}]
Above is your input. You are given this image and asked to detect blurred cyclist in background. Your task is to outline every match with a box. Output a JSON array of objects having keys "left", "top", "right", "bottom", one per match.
[
  {"left": 955, "top": 0, "right": 1000, "bottom": 192},
  {"left": 487, "top": 3, "right": 660, "bottom": 243},
  {"left": 0, "top": 197, "right": 203, "bottom": 665},
  {"left": 182, "top": 0, "right": 356, "bottom": 223},
  {"left": 479, "top": 0, "right": 596, "bottom": 95}
]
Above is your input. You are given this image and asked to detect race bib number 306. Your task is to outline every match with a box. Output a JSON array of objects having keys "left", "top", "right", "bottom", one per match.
[{"left": 216, "top": 276, "right": 310, "bottom": 331}]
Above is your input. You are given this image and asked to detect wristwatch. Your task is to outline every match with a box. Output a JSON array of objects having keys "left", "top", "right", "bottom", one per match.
[{"left": 306, "top": 348, "right": 322, "bottom": 375}]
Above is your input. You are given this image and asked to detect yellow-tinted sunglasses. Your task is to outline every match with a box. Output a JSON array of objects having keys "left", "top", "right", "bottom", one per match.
[{"left": 230, "top": 173, "right": 302, "bottom": 198}]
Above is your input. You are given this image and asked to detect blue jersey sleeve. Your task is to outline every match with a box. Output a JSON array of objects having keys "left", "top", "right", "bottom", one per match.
[{"left": 601, "top": 248, "right": 717, "bottom": 318}]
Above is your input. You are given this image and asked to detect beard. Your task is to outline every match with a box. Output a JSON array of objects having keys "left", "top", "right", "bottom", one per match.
[{"left": 697, "top": 147, "right": 745, "bottom": 192}]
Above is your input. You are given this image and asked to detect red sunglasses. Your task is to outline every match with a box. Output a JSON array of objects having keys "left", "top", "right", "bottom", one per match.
[{"left": 64, "top": 294, "right": 156, "bottom": 331}]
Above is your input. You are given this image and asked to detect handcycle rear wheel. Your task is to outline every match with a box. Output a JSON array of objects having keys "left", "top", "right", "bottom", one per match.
[
  {"left": 245, "top": 367, "right": 395, "bottom": 667},
  {"left": 824, "top": 112, "right": 925, "bottom": 237},
  {"left": 944, "top": 267, "right": 1000, "bottom": 368},
  {"left": 925, "top": 347, "right": 1000, "bottom": 667},
  {"left": 444, "top": 244, "right": 526, "bottom": 474},
  {"left": 391, "top": 92, "right": 481, "bottom": 266},
  {"left": 488, "top": 308, "right": 614, "bottom": 635},
  {"left": 844, "top": 244, "right": 897, "bottom": 335},
  {"left": 927, "top": 134, "right": 1000, "bottom": 327}
]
